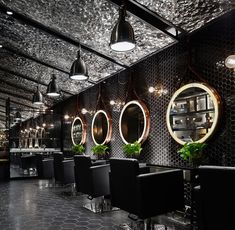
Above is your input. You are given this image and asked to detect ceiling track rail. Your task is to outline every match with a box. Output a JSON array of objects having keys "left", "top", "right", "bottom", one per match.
[
  {"left": 0, "top": 66, "right": 73, "bottom": 96},
  {"left": 109, "top": 0, "right": 186, "bottom": 40},
  {"left": 2, "top": 46, "right": 96, "bottom": 85},
  {"left": 0, "top": 4, "right": 128, "bottom": 69}
]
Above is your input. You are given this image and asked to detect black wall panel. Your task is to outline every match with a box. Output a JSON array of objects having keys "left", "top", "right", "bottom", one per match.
[{"left": 59, "top": 12, "right": 235, "bottom": 168}]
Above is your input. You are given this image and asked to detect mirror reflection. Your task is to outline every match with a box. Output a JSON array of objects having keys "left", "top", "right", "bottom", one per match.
[
  {"left": 92, "top": 110, "right": 111, "bottom": 145},
  {"left": 119, "top": 100, "right": 150, "bottom": 144},
  {"left": 71, "top": 117, "right": 86, "bottom": 145},
  {"left": 166, "top": 83, "right": 221, "bottom": 145}
]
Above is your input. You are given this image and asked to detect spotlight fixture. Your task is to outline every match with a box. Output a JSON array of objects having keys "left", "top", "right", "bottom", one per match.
[
  {"left": 47, "top": 74, "right": 60, "bottom": 97},
  {"left": 110, "top": 4, "right": 136, "bottom": 52},
  {"left": 225, "top": 55, "right": 235, "bottom": 71},
  {"left": 32, "top": 86, "right": 44, "bottom": 106},
  {"left": 0, "top": 45, "right": 2, "bottom": 48},
  {"left": 70, "top": 48, "right": 89, "bottom": 81}
]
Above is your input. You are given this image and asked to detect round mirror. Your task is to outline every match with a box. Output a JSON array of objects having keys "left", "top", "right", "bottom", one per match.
[
  {"left": 119, "top": 100, "right": 150, "bottom": 144},
  {"left": 166, "top": 83, "right": 221, "bottom": 145},
  {"left": 91, "top": 110, "right": 112, "bottom": 145},
  {"left": 71, "top": 117, "right": 86, "bottom": 145}
]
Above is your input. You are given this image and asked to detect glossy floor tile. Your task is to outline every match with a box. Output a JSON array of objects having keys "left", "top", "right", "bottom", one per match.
[{"left": 0, "top": 180, "right": 129, "bottom": 230}]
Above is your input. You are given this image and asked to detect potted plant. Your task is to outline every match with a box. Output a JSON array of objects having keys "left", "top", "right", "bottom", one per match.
[
  {"left": 91, "top": 144, "right": 109, "bottom": 159},
  {"left": 72, "top": 144, "right": 85, "bottom": 155},
  {"left": 178, "top": 142, "right": 207, "bottom": 167},
  {"left": 123, "top": 141, "right": 142, "bottom": 159}
]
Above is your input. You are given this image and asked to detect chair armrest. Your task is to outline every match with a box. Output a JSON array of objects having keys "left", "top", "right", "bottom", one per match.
[
  {"left": 136, "top": 169, "right": 184, "bottom": 218},
  {"left": 90, "top": 164, "right": 110, "bottom": 197},
  {"left": 139, "top": 166, "right": 150, "bottom": 174},
  {"left": 91, "top": 160, "right": 107, "bottom": 166}
]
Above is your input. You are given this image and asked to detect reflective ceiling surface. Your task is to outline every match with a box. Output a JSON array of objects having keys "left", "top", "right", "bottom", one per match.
[{"left": 0, "top": 0, "right": 233, "bottom": 127}]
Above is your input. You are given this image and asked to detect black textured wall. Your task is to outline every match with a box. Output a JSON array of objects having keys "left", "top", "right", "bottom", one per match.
[{"left": 60, "top": 11, "right": 235, "bottom": 168}]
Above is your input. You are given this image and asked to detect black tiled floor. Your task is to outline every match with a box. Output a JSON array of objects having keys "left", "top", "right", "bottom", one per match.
[{"left": 0, "top": 180, "right": 129, "bottom": 230}]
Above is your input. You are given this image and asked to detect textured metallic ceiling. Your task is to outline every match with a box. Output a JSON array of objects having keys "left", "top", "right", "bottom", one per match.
[
  {"left": 135, "top": 0, "right": 234, "bottom": 32},
  {"left": 0, "top": 0, "right": 233, "bottom": 126}
]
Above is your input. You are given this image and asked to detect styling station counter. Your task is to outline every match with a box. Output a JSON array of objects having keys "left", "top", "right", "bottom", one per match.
[{"left": 10, "top": 148, "right": 61, "bottom": 153}]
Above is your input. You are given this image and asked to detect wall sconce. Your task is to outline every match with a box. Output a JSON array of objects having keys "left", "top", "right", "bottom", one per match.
[
  {"left": 81, "top": 108, "right": 95, "bottom": 115},
  {"left": 110, "top": 100, "right": 125, "bottom": 112},
  {"left": 225, "top": 55, "right": 235, "bottom": 71},
  {"left": 148, "top": 85, "right": 168, "bottom": 96},
  {"left": 64, "top": 114, "right": 70, "bottom": 120}
]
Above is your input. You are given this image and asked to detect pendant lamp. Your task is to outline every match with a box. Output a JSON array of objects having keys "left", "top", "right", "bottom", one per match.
[
  {"left": 32, "top": 86, "right": 44, "bottom": 106},
  {"left": 110, "top": 4, "right": 136, "bottom": 52},
  {"left": 47, "top": 74, "right": 60, "bottom": 97},
  {"left": 70, "top": 47, "right": 89, "bottom": 81}
]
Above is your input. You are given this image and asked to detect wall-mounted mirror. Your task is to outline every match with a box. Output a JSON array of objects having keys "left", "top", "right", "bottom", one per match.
[
  {"left": 119, "top": 100, "right": 150, "bottom": 144},
  {"left": 71, "top": 117, "right": 87, "bottom": 145},
  {"left": 166, "top": 83, "right": 222, "bottom": 145},
  {"left": 91, "top": 110, "right": 112, "bottom": 145}
]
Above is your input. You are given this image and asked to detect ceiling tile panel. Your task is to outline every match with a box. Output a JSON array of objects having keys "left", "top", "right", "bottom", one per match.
[
  {"left": 0, "top": 0, "right": 175, "bottom": 66},
  {"left": 135, "top": 0, "right": 233, "bottom": 32}
]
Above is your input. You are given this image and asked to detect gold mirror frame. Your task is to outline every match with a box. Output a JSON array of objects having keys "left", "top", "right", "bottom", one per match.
[
  {"left": 119, "top": 100, "right": 150, "bottom": 144},
  {"left": 166, "top": 83, "right": 222, "bottom": 145},
  {"left": 71, "top": 116, "right": 87, "bottom": 146},
  {"left": 91, "top": 110, "right": 112, "bottom": 146}
]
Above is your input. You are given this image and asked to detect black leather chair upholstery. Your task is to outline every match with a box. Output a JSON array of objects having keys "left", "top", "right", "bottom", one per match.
[
  {"left": 109, "top": 158, "right": 184, "bottom": 220},
  {"left": 74, "top": 155, "right": 110, "bottom": 198},
  {"left": 53, "top": 152, "right": 74, "bottom": 184},
  {"left": 194, "top": 166, "right": 235, "bottom": 230}
]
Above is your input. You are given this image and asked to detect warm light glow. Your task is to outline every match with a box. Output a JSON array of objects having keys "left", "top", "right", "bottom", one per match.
[
  {"left": 225, "top": 55, "right": 235, "bottom": 70},
  {"left": 42, "top": 123, "right": 46, "bottom": 127},
  {"left": 0, "top": 45, "right": 2, "bottom": 48},
  {"left": 29, "top": 128, "right": 32, "bottom": 131},
  {"left": 148, "top": 86, "right": 155, "bottom": 93},
  {"left": 110, "top": 100, "right": 115, "bottom": 105},
  {"left": 64, "top": 114, "right": 70, "bottom": 120},
  {"left": 81, "top": 108, "right": 88, "bottom": 115},
  {"left": 70, "top": 74, "right": 88, "bottom": 80},
  {"left": 47, "top": 92, "right": 60, "bottom": 97},
  {"left": 33, "top": 101, "right": 44, "bottom": 106},
  {"left": 36, "top": 126, "right": 40, "bottom": 130},
  {"left": 50, "top": 124, "right": 54, "bottom": 128},
  {"left": 6, "top": 11, "right": 13, "bottom": 15},
  {"left": 110, "top": 41, "right": 135, "bottom": 52}
]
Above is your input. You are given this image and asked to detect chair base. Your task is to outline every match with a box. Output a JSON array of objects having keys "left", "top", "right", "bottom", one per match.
[
  {"left": 83, "top": 198, "right": 119, "bottom": 213},
  {"left": 119, "top": 219, "right": 168, "bottom": 230}
]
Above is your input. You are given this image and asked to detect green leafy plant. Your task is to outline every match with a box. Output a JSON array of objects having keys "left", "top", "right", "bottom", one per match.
[
  {"left": 178, "top": 142, "right": 207, "bottom": 165},
  {"left": 91, "top": 144, "right": 109, "bottom": 156},
  {"left": 72, "top": 144, "right": 85, "bottom": 155},
  {"left": 123, "top": 141, "right": 142, "bottom": 158}
]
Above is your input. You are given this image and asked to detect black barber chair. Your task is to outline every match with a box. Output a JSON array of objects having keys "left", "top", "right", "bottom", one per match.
[
  {"left": 109, "top": 158, "right": 184, "bottom": 230},
  {"left": 53, "top": 152, "right": 74, "bottom": 185},
  {"left": 74, "top": 155, "right": 114, "bottom": 213},
  {"left": 194, "top": 166, "right": 235, "bottom": 230}
]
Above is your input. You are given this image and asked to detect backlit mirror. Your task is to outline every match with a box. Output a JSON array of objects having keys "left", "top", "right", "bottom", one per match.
[
  {"left": 71, "top": 117, "right": 86, "bottom": 145},
  {"left": 91, "top": 110, "right": 112, "bottom": 145},
  {"left": 119, "top": 100, "right": 150, "bottom": 144},
  {"left": 166, "top": 83, "right": 221, "bottom": 145}
]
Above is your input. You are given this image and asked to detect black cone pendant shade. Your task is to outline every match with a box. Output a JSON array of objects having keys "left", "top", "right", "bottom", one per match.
[
  {"left": 70, "top": 49, "right": 89, "bottom": 80},
  {"left": 14, "top": 111, "right": 21, "bottom": 122},
  {"left": 110, "top": 5, "right": 136, "bottom": 52},
  {"left": 47, "top": 74, "right": 60, "bottom": 97},
  {"left": 32, "top": 86, "right": 44, "bottom": 106}
]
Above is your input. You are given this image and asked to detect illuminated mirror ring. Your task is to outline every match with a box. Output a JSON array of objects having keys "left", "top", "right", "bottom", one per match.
[
  {"left": 119, "top": 100, "right": 150, "bottom": 144},
  {"left": 71, "top": 116, "right": 87, "bottom": 145},
  {"left": 91, "top": 110, "right": 112, "bottom": 146},
  {"left": 166, "top": 83, "right": 222, "bottom": 145}
]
